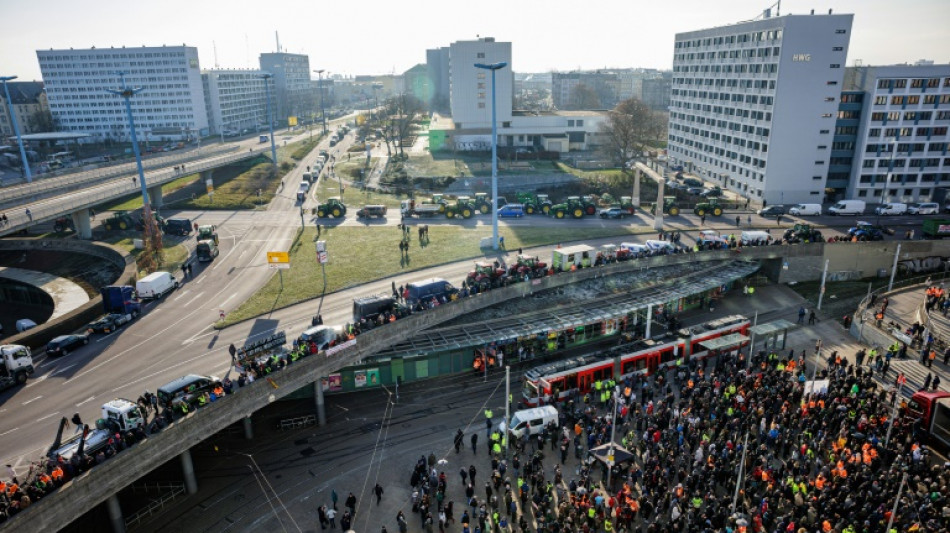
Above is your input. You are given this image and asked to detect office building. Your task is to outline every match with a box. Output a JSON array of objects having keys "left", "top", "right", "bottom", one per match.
[
  {"left": 37, "top": 45, "right": 208, "bottom": 142},
  {"left": 552, "top": 71, "right": 619, "bottom": 110},
  {"left": 426, "top": 47, "right": 451, "bottom": 111},
  {"left": 448, "top": 37, "right": 513, "bottom": 130},
  {"left": 667, "top": 10, "right": 853, "bottom": 205},
  {"left": 839, "top": 63, "right": 950, "bottom": 202},
  {"left": 259, "top": 52, "right": 312, "bottom": 123},
  {"left": 201, "top": 69, "right": 269, "bottom": 135},
  {"left": 641, "top": 75, "right": 672, "bottom": 111},
  {"left": 403, "top": 64, "right": 431, "bottom": 104},
  {"left": 0, "top": 81, "right": 51, "bottom": 136}
]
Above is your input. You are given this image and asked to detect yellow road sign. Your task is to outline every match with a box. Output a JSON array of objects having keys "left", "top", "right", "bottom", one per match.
[{"left": 267, "top": 251, "right": 290, "bottom": 269}]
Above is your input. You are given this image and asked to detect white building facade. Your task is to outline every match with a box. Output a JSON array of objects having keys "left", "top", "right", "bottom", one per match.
[
  {"left": 668, "top": 12, "right": 853, "bottom": 205},
  {"left": 202, "top": 69, "right": 269, "bottom": 134},
  {"left": 37, "top": 45, "right": 208, "bottom": 143},
  {"left": 844, "top": 64, "right": 950, "bottom": 202},
  {"left": 449, "top": 38, "right": 513, "bottom": 130}
]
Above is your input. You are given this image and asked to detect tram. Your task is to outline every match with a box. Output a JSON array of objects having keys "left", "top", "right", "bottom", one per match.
[{"left": 522, "top": 314, "right": 749, "bottom": 406}]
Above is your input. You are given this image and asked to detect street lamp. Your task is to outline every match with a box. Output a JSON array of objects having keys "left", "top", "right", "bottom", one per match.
[
  {"left": 107, "top": 72, "right": 159, "bottom": 249},
  {"left": 877, "top": 137, "right": 898, "bottom": 225},
  {"left": 0, "top": 75, "right": 33, "bottom": 182},
  {"left": 314, "top": 70, "right": 327, "bottom": 135},
  {"left": 260, "top": 74, "right": 279, "bottom": 176},
  {"left": 474, "top": 61, "right": 508, "bottom": 251}
]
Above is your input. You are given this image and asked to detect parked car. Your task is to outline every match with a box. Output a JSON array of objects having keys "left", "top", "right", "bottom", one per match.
[
  {"left": 47, "top": 334, "right": 89, "bottom": 356},
  {"left": 699, "top": 187, "right": 722, "bottom": 198},
  {"left": 86, "top": 313, "right": 134, "bottom": 334},
  {"left": 757, "top": 205, "right": 786, "bottom": 217},
  {"left": 908, "top": 202, "right": 939, "bottom": 215},
  {"left": 497, "top": 204, "right": 525, "bottom": 218},
  {"left": 599, "top": 207, "right": 628, "bottom": 219},
  {"left": 686, "top": 187, "right": 705, "bottom": 195}
]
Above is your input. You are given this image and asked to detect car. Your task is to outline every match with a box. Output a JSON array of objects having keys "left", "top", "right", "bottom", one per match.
[
  {"left": 757, "top": 205, "right": 786, "bottom": 217},
  {"left": 298, "top": 181, "right": 310, "bottom": 193},
  {"left": 599, "top": 207, "right": 627, "bottom": 219},
  {"left": 700, "top": 187, "right": 722, "bottom": 198},
  {"left": 497, "top": 204, "right": 525, "bottom": 218},
  {"left": 664, "top": 181, "right": 686, "bottom": 191},
  {"left": 908, "top": 202, "right": 939, "bottom": 215},
  {"left": 686, "top": 187, "right": 705, "bottom": 195},
  {"left": 47, "top": 334, "right": 89, "bottom": 356},
  {"left": 87, "top": 313, "right": 134, "bottom": 334}
]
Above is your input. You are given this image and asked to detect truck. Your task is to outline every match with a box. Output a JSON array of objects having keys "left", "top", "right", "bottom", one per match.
[
  {"left": 552, "top": 245, "right": 595, "bottom": 271},
  {"left": 316, "top": 197, "right": 347, "bottom": 218},
  {"left": 922, "top": 218, "right": 950, "bottom": 239},
  {"left": 356, "top": 205, "right": 388, "bottom": 219},
  {"left": 515, "top": 192, "right": 552, "bottom": 215},
  {"left": 136, "top": 271, "right": 179, "bottom": 300},
  {"left": 100, "top": 285, "right": 142, "bottom": 316},
  {"left": 47, "top": 399, "right": 147, "bottom": 460},
  {"left": 196, "top": 225, "right": 219, "bottom": 244},
  {"left": 906, "top": 391, "right": 950, "bottom": 450},
  {"left": 196, "top": 240, "right": 219, "bottom": 261},
  {"left": 401, "top": 199, "right": 443, "bottom": 218},
  {"left": 0, "top": 345, "right": 34, "bottom": 391}
]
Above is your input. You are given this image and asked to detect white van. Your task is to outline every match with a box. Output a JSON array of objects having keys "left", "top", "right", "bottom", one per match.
[
  {"left": 298, "top": 325, "right": 343, "bottom": 350},
  {"left": 501, "top": 406, "right": 559, "bottom": 439},
  {"left": 135, "top": 271, "right": 178, "bottom": 300},
  {"left": 740, "top": 231, "right": 772, "bottom": 246},
  {"left": 908, "top": 203, "right": 939, "bottom": 215},
  {"left": 789, "top": 204, "right": 822, "bottom": 216},
  {"left": 875, "top": 202, "right": 907, "bottom": 216},
  {"left": 619, "top": 242, "right": 649, "bottom": 256},
  {"left": 828, "top": 200, "right": 866, "bottom": 216},
  {"left": 645, "top": 240, "right": 675, "bottom": 254}
]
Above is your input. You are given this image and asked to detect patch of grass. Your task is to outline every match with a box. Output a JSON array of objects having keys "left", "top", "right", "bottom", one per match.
[
  {"left": 219, "top": 224, "right": 647, "bottom": 326},
  {"left": 101, "top": 173, "right": 200, "bottom": 211},
  {"left": 290, "top": 137, "right": 321, "bottom": 161},
  {"left": 99, "top": 233, "right": 189, "bottom": 277},
  {"left": 314, "top": 171, "right": 405, "bottom": 208},
  {"left": 174, "top": 160, "right": 277, "bottom": 210}
]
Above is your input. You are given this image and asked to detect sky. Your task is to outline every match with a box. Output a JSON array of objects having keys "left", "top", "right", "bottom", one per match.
[{"left": 1, "top": 0, "right": 948, "bottom": 81}]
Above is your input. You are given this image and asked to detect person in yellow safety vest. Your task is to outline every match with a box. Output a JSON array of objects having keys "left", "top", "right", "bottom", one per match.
[
  {"left": 492, "top": 442, "right": 501, "bottom": 455},
  {"left": 485, "top": 409, "right": 493, "bottom": 420},
  {"left": 604, "top": 518, "right": 614, "bottom": 532},
  {"left": 594, "top": 380, "right": 602, "bottom": 392},
  {"left": 748, "top": 286, "right": 755, "bottom": 296}
]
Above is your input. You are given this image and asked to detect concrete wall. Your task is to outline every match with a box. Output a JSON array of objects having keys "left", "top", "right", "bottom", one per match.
[
  {"left": 777, "top": 240, "right": 949, "bottom": 284},
  {"left": 0, "top": 239, "right": 135, "bottom": 351}
]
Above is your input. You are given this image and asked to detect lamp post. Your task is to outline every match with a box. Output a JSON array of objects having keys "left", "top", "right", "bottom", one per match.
[
  {"left": 0, "top": 75, "right": 33, "bottom": 182},
  {"left": 878, "top": 137, "right": 897, "bottom": 225},
  {"left": 107, "top": 72, "right": 160, "bottom": 252},
  {"left": 314, "top": 70, "right": 327, "bottom": 135},
  {"left": 260, "top": 74, "right": 279, "bottom": 176},
  {"left": 475, "top": 61, "right": 508, "bottom": 251}
]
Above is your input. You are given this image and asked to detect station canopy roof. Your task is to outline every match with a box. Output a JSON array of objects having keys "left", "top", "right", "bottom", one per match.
[
  {"left": 698, "top": 332, "right": 750, "bottom": 351},
  {"left": 749, "top": 319, "right": 795, "bottom": 336},
  {"left": 7, "top": 132, "right": 91, "bottom": 141},
  {"left": 371, "top": 260, "right": 760, "bottom": 359}
]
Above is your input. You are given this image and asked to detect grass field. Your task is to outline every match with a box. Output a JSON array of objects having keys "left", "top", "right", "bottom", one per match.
[
  {"left": 219, "top": 224, "right": 649, "bottom": 326},
  {"left": 100, "top": 234, "right": 190, "bottom": 277},
  {"left": 102, "top": 173, "right": 201, "bottom": 211}
]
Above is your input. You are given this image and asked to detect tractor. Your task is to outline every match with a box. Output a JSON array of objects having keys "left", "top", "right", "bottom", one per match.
[
  {"left": 196, "top": 225, "right": 219, "bottom": 245},
  {"left": 649, "top": 196, "right": 680, "bottom": 216},
  {"left": 316, "top": 197, "right": 347, "bottom": 218},
  {"left": 473, "top": 192, "right": 493, "bottom": 214},
  {"left": 846, "top": 221, "right": 885, "bottom": 242},
  {"left": 620, "top": 196, "right": 637, "bottom": 215},
  {"left": 579, "top": 195, "right": 599, "bottom": 216},
  {"left": 508, "top": 255, "right": 548, "bottom": 279},
  {"left": 785, "top": 223, "right": 824, "bottom": 243},
  {"left": 102, "top": 212, "right": 138, "bottom": 231},
  {"left": 515, "top": 192, "right": 553, "bottom": 215},
  {"left": 694, "top": 199, "right": 724, "bottom": 217},
  {"left": 53, "top": 217, "right": 75, "bottom": 233},
  {"left": 550, "top": 197, "right": 587, "bottom": 219},
  {"left": 466, "top": 261, "right": 508, "bottom": 290},
  {"left": 445, "top": 197, "right": 476, "bottom": 219}
]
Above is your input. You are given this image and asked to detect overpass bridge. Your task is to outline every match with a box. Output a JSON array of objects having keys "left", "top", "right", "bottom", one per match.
[
  {"left": 0, "top": 145, "right": 271, "bottom": 239},
  {"left": 4, "top": 240, "right": 950, "bottom": 533}
]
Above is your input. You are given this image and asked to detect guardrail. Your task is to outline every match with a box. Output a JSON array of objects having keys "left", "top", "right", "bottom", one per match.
[
  {"left": 0, "top": 147, "right": 269, "bottom": 238},
  {"left": 124, "top": 482, "right": 187, "bottom": 529}
]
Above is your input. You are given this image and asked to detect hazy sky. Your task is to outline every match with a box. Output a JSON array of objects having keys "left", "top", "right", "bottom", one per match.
[{"left": 1, "top": 0, "right": 948, "bottom": 80}]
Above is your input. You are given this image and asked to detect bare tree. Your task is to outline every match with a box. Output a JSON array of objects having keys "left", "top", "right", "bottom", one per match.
[
  {"left": 598, "top": 98, "right": 665, "bottom": 167},
  {"left": 569, "top": 83, "right": 601, "bottom": 110}
]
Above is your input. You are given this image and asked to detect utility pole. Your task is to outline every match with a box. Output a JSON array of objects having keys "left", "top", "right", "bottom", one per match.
[
  {"left": 817, "top": 259, "right": 830, "bottom": 310},
  {"left": 885, "top": 472, "right": 908, "bottom": 533},
  {"left": 731, "top": 432, "right": 749, "bottom": 514},
  {"left": 888, "top": 243, "right": 902, "bottom": 292},
  {"left": 504, "top": 365, "right": 510, "bottom": 466},
  {"left": 746, "top": 311, "right": 758, "bottom": 372},
  {"left": 606, "top": 386, "right": 618, "bottom": 487}
]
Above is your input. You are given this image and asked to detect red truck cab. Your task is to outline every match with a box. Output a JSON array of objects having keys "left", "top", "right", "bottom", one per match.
[{"left": 907, "top": 391, "right": 950, "bottom": 449}]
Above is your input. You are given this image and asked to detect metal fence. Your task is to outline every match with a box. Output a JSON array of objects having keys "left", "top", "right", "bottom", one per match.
[{"left": 124, "top": 482, "right": 187, "bottom": 529}]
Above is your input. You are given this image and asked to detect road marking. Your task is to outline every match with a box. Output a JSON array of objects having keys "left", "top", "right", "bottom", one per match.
[
  {"left": 21, "top": 396, "right": 42, "bottom": 405},
  {"left": 38, "top": 358, "right": 58, "bottom": 368},
  {"left": 51, "top": 364, "right": 76, "bottom": 376},
  {"left": 173, "top": 289, "right": 191, "bottom": 301},
  {"left": 183, "top": 291, "right": 206, "bottom": 308},
  {"left": 220, "top": 292, "right": 237, "bottom": 306},
  {"left": 25, "top": 374, "right": 50, "bottom": 387},
  {"left": 36, "top": 412, "right": 60, "bottom": 423},
  {"left": 95, "top": 332, "right": 116, "bottom": 342},
  {"left": 76, "top": 396, "right": 96, "bottom": 407},
  {"left": 0, "top": 428, "right": 18, "bottom": 437}
]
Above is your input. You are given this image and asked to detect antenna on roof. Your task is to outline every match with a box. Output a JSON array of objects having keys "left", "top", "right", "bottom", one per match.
[
  {"left": 213, "top": 41, "right": 219, "bottom": 69},
  {"left": 275, "top": 31, "right": 281, "bottom": 53}
]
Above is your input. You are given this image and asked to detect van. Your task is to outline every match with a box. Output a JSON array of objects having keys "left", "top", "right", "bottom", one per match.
[
  {"left": 407, "top": 278, "right": 458, "bottom": 307},
  {"left": 136, "top": 271, "right": 178, "bottom": 300},
  {"left": 196, "top": 240, "right": 219, "bottom": 262},
  {"left": 302, "top": 172, "right": 312, "bottom": 183},
  {"left": 497, "top": 204, "right": 525, "bottom": 218},
  {"left": 908, "top": 202, "right": 939, "bottom": 215},
  {"left": 740, "top": 230, "right": 772, "bottom": 246},
  {"left": 353, "top": 295, "right": 400, "bottom": 322},
  {"left": 502, "top": 406, "right": 559, "bottom": 439},
  {"left": 298, "top": 325, "right": 343, "bottom": 350},
  {"left": 828, "top": 199, "right": 866, "bottom": 216},
  {"left": 15, "top": 319, "right": 37, "bottom": 333},
  {"left": 789, "top": 204, "right": 822, "bottom": 216},
  {"left": 157, "top": 374, "right": 222, "bottom": 409},
  {"left": 164, "top": 218, "right": 192, "bottom": 236},
  {"left": 645, "top": 240, "right": 675, "bottom": 254},
  {"left": 875, "top": 202, "right": 907, "bottom": 216},
  {"left": 619, "top": 242, "right": 649, "bottom": 256}
]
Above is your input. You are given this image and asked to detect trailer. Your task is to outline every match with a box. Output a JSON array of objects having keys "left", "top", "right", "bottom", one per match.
[
  {"left": 400, "top": 200, "right": 443, "bottom": 218},
  {"left": 922, "top": 218, "right": 950, "bottom": 239}
]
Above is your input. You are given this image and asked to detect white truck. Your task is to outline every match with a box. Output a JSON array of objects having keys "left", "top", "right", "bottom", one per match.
[
  {"left": 0, "top": 344, "right": 34, "bottom": 391},
  {"left": 136, "top": 271, "right": 178, "bottom": 300},
  {"left": 47, "top": 398, "right": 147, "bottom": 460}
]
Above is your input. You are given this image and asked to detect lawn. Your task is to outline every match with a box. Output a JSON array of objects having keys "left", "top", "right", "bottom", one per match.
[
  {"left": 176, "top": 160, "right": 277, "bottom": 210},
  {"left": 100, "top": 234, "right": 190, "bottom": 277},
  {"left": 219, "top": 224, "right": 649, "bottom": 326},
  {"left": 101, "top": 173, "right": 201, "bottom": 211}
]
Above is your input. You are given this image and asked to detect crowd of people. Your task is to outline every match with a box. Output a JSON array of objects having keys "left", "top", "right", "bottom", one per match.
[{"left": 405, "top": 347, "right": 948, "bottom": 533}]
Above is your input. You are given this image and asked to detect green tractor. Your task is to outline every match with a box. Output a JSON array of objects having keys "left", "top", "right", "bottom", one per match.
[
  {"left": 102, "top": 211, "right": 138, "bottom": 231},
  {"left": 445, "top": 196, "right": 476, "bottom": 219},
  {"left": 196, "top": 224, "right": 219, "bottom": 245},
  {"left": 694, "top": 199, "right": 723, "bottom": 217},
  {"left": 649, "top": 196, "right": 681, "bottom": 217},
  {"left": 473, "top": 192, "right": 493, "bottom": 214},
  {"left": 420, "top": 194, "right": 448, "bottom": 214},
  {"left": 550, "top": 196, "right": 587, "bottom": 219},
  {"left": 784, "top": 223, "right": 824, "bottom": 243},
  {"left": 620, "top": 196, "right": 637, "bottom": 215},
  {"left": 316, "top": 197, "right": 347, "bottom": 218},
  {"left": 579, "top": 195, "right": 599, "bottom": 216},
  {"left": 515, "top": 192, "right": 553, "bottom": 215}
]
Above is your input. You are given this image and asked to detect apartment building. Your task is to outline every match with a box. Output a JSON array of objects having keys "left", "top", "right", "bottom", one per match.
[{"left": 201, "top": 69, "right": 269, "bottom": 135}]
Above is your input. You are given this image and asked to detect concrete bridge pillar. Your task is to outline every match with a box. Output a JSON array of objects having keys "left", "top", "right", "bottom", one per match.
[
  {"left": 106, "top": 493, "right": 126, "bottom": 533},
  {"left": 147, "top": 185, "right": 163, "bottom": 209},
  {"left": 645, "top": 304, "right": 653, "bottom": 339},
  {"left": 70, "top": 208, "right": 93, "bottom": 239},
  {"left": 243, "top": 416, "right": 253, "bottom": 440},
  {"left": 180, "top": 448, "right": 198, "bottom": 495},
  {"left": 653, "top": 178, "right": 665, "bottom": 231},
  {"left": 314, "top": 380, "right": 327, "bottom": 427},
  {"left": 632, "top": 169, "right": 641, "bottom": 209}
]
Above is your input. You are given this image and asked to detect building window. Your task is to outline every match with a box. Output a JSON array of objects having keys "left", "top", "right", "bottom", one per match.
[
  {"left": 576, "top": 120, "right": 584, "bottom": 127},
  {"left": 835, "top": 29, "right": 847, "bottom": 34},
  {"left": 813, "top": 176, "right": 823, "bottom": 180},
  {"left": 857, "top": 189, "right": 868, "bottom": 197},
  {"left": 502, "top": 121, "right": 511, "bottom": 128},
  {"left": 478, "top": 103, "right": 485, "bottom": 109},
  {"left": 827, "top": 81, "right": 838, "bottom": 86},
  {"left": 567, "top": 120, "right": 574, "bottom": 127},
  {"left": 477, "top": 52, "right": 485, "bottom": 59},
  {"left": 830, "top": 64, "right": 841, "bottom": 69},
  {"left": 832, "top": 46, "right": 843, "bottom": 51}
]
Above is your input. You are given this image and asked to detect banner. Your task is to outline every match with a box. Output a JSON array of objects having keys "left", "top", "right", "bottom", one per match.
[
  {"left": 354, "top": 370, "right": 367, "bottom": 388},
  {"left": 328, "top": 374, "right": 342, "bottom": 392}
]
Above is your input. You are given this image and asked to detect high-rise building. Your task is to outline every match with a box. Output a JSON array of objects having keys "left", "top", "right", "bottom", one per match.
[
  {"left": 426, "top": 47, "right": 450, "bottom": 110},
  {"left": 259, "top": 52, "right": 312, "bottom": 123},
  {"left": 835, "top": 63, "right": 950, "bottom": 203},
  {"left": 668, "top": 10, "right": 853, "bottom": 205},
  {"left": 448, "top": 37, "right": 513, "bottom": 129},
  {"left": 403, "top": 64, "right": 431, "bottom": 106},
  {"left": 37, "top": 45, "right": 208, "bottom": 142},
  {"left": 551, "top": 71, "right": 619, "bottom": 110},
  {"left": 0, "top": 81, "right": 51, "bottom": 136},
  {"left": 641, "top": 75, "right": 672, "bottom": 111},
  {"left": 201, "top": 69, "right": 269, "bottom": 135}
]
